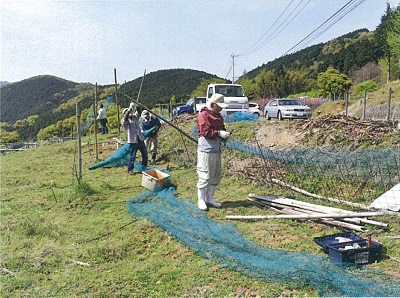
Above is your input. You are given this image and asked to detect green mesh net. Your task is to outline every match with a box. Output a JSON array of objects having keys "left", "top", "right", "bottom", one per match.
[{"left": 127, "top": 188, "right": 400, "bottom": 297}]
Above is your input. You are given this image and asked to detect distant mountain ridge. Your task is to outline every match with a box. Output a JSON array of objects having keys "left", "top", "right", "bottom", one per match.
[
  {"left": 0, "top": 75, "right": 94, "bottom": 124},
  {"left": 0, "top": 70, "right": 220, "bottom": 140}
]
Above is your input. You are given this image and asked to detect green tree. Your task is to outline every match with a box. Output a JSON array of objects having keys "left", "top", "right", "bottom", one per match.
[
  {"left": 353, "top": 80, "right": 379, "bottom": 96},
  {"left": 387, "top": 5, "right": 400, "bottom": 80},
  {"left": 237, "top": 77, "right": 256, "bottom": 101},
  {"left": 37, "top": 124, "right": 57, "bottom": 140},
  {"left": 254, "top": 69, "right": 277, "bottom": 98},
  {"left": 0, "top": 129, "right": 21, "bottom": 143},
  {"left": 317, "top": 67, "right": 352, "bottom": 99},
  {"left": 375, "top": 3, "right": 396, "bottom": 81}
]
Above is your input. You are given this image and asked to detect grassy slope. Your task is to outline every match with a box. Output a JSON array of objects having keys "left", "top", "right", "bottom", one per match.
[
  {"left": 314, "top": 80, "right": 400, "bottom": 117},
  {"left": 1, "top": 120, "right": 399, "bottom": 297}
]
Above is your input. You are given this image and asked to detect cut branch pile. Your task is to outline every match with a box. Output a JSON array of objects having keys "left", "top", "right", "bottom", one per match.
[
  {"left": 229, "top": 194, "right": 389, "bottom": 232},
  {"left": 296, "top": 114, "right": 399, "bottom": 147}
]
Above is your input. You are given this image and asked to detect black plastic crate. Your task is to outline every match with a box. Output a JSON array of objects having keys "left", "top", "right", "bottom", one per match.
[
  {"left": 328, "top": 239, "right": 382, "bottom": 264},
  {"left": 314, "top": 232, "right": 364, "bottom": 253}
]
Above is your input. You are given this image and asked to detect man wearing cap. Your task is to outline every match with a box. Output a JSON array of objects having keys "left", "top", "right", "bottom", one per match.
[
  {"left": 140, "top": 110, "right": 161, "bottom": 164},
  {"left": 196, "top": 93, "right": 231, "bottom": 210},
  {"left": 122, "top": 103, "right": 148, "bottom": 174}
]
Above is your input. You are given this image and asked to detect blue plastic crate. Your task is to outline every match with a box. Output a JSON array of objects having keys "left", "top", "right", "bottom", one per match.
[
  {"left": 328, "top": 239, "right": 382, "bottom": 264},
  {"left": 314, "top": 232, "right": 364, "bottom": 253}
]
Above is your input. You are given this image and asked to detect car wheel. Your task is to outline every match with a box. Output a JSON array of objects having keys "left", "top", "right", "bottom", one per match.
[
  {"left": 277, "top": 111, "right": 283, "bottom": 121},
  {"left": 253, "top": 112, "right": 260, "bottom": 119},
  {"left": 265, "top": 111, "right": 271, "bottom": 120}
]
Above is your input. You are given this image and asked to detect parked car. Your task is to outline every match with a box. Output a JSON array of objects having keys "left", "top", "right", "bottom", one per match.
[
  {"left": 173, "top": 97, "right": 206, "bottom": 115},
  {"left": 249, "top": 102, "right": 262, "bottom": 118},
  {"left": 264, "top": 98, "right": 312, "bottom": 120}
]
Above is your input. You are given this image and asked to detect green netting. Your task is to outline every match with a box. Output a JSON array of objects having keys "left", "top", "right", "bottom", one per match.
[
  {"left": 88, "top": 120, "right": 400, "bottom": 295},
  {"left": 127, "top": 188, "right": 400, "bottom": 297},
  {"left": 89, "top": 143, "right": 147, "bottom": 172}
]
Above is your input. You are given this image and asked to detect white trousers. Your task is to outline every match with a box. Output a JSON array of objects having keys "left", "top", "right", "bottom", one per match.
[{"left": 196, "top": 151, "right": 222, "bottom": 189}]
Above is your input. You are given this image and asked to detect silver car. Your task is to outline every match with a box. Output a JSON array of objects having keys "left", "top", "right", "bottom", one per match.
[{"left": 264, "top": 98, "right": 312, "bottom": 120}]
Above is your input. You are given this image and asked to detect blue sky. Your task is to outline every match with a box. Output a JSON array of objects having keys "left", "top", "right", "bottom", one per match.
[{"left": 1, "top": 0, "right": 398, "bottom": 85}]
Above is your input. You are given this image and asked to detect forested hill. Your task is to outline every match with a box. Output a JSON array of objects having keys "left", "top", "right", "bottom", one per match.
[
  {"left": 0, "top": 75, "right": 94, "bottom": 124},
  {"left": 118, "top": 69, "right": 220, "bottom": 108},
  {"left": 0, "top": 69, "right": 220, "bottom": 141},
  {"left": 244, "top": 29, "right": 380, "bottom": 80}
]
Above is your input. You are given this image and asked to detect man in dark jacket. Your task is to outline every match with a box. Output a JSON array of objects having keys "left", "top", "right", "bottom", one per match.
[{"left": 140, "top": 110, "right": 161, "bottom": 164}]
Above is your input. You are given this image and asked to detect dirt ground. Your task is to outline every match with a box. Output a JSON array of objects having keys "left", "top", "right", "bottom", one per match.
[{"left": 255, "top": 120, "right": 304, "bottom": 147}]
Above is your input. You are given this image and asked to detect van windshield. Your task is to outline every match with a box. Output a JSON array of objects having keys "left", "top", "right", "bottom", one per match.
[{"left": 215, "top": 85, "right": 246, "bottom": 97}]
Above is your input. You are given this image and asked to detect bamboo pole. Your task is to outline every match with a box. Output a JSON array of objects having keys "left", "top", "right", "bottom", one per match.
[
  {"left": 249, "top": 197, "right": 366, "bottom": 231},
  {"left": 270, "top": 178, "right": 371, "bottom": 210},
  {"left": 249, "top": 194, "right": 388, "bottom": 228},
  {"left": 250, "top": 197, "right": 369, "bottom": 230},
  {"left": 114, "top": 68, "right": 120, "bottom": 135},
  {"left": 226, "top": 212, "right": 383, "bottom": 220},
  {"left": 267, "top": 205, "right": 366, "bottom": 232},
  {"left": 94, "top": 86, "right": 98, "bottom": 159},
  {"left": 76, "top": 103, "right": 82, "bottom": 182},
  {"left": 136, "top": 69, "right": 146, "bottom": 102}
]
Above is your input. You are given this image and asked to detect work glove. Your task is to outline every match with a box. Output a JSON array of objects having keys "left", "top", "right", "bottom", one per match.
[
  {"left": 218, "top": 130, "right": 230, "bottom": 139},
  {"left": 129, "top": 102, "right": 135, "bottom": 111}
]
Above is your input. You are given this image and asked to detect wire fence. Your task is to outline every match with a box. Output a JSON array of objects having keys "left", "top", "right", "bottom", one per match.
[{"left": 159, "top": 122, "right": 399, "bottom": 210}]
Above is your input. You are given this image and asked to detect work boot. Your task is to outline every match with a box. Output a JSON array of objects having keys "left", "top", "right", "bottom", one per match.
[
  {"left": 151, "top": 153, "right": 156, "bottom": 164},
  {"left": 197, "top": 188, "right": 207, "bottom": 210},
  {"left": 206, "top": 185, "right": 221, "bottom": 208}
]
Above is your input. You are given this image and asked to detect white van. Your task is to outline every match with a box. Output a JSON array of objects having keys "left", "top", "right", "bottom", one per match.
[{"left": 206, "top": 84, "right": 250, "bottom": 117}]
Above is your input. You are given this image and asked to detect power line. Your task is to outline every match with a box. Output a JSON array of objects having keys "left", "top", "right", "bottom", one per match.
[
  {"left": 283, "top": 0, "right": 367, "bottom": 55},
  {"left": 240, "top": 0, "right": 312, "bottom": 57},
  {"left": 238, "top": 0, "right": 298, "bottom": 57},
  {"left": 224, "top": 0, "right": 366, "bottom": 81}
]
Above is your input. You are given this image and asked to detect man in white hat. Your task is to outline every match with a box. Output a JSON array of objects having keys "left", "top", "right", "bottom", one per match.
[
  {"left": 140, "top": 109, "right": 161, "bottom": 164},
  {"left": 196, "top": 93, "right": 230, "bottom": 210}
]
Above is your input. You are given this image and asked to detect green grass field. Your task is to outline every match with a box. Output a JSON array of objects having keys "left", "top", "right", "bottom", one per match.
[{"left": 1, "top": 115, "right": 399, "bottom": 297}]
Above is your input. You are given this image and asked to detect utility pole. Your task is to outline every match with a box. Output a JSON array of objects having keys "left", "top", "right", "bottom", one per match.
[{"left": 231, "top": 54, "right": 239, "bottom": 83}]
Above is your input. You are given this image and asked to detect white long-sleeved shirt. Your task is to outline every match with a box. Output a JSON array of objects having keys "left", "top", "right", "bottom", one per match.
[{"left": 97, "top": 107, "right": 107, "bottom": 120}]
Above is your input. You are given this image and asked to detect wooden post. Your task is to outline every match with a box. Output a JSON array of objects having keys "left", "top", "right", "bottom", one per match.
[
  {"left": 76, "top": 103, "right": 82, "bottom": 182},
  {"left": 169, "top": 100, "right": 172, "bottom": 119},
  {"left": 114, "top": 68, "right": 120, "bottom": 135},
  {"left": 387, "top": 87, "right": 392, "bottom": 121},
  {"left": 362, "top": 90, "right": 367, "bottom": 120},
  {"left": 345, "top": 92, "right": 349, "bottom": 116},
  {"left": 93, "top": 92, "right": 98, "bottom": 160}
]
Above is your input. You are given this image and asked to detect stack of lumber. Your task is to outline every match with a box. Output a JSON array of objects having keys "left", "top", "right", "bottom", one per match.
[{"left": 225, "top": 194, "right": 388, "bottom": 232}]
